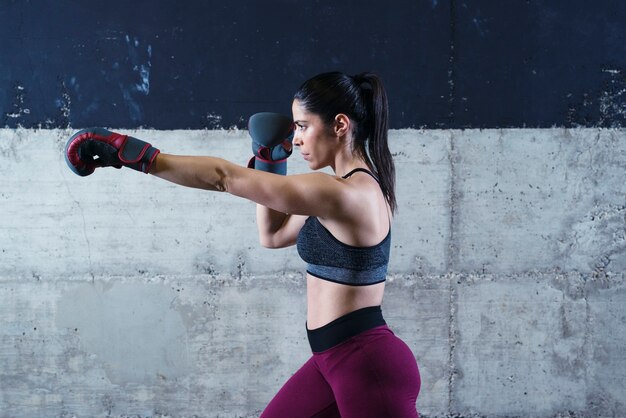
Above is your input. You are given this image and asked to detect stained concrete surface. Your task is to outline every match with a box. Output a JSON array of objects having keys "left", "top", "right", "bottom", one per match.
[{"left": 0, "top": 128, "right": 624, "bottom": 417}]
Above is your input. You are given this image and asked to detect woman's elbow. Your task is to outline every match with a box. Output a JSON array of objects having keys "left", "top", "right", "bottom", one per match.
[
  {"left": 258, "top": 234, "right": 293, "bottom": 249},
  {"left": 258, "top": 234, "right": 277, "bottom": 249}
]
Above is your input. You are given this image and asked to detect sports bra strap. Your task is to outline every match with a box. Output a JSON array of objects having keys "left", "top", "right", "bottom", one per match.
[{"left": 342, "top": 167, "right": 380, "bottom": 182}]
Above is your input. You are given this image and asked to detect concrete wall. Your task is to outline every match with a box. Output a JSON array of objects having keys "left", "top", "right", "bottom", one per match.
[{"left": 0, "top": 128, "right": 624, "bottom": 417}]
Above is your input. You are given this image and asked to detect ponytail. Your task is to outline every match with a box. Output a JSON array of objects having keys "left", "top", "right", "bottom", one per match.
[{"left": 352, "top": 72, "right": 397, "bottom": 214}]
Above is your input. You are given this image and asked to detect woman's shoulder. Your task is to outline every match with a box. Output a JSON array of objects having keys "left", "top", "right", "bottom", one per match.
[{"left": 316, "top": 171, "right": 390, "bottom": 245}]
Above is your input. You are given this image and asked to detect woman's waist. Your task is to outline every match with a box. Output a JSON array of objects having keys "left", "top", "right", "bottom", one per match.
[
  {"left": 306, "top": 273, "right": 384, "bottom": 329},
  {"left": 306, "top": 305, "right": 388, "bottom": 353}
]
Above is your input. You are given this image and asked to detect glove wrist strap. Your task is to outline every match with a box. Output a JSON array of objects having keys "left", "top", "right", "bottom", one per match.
[
  {"left": 248, "top": 156, "right": 287, "bottom": 175},
  {"left": 119, "top": 136, "right": 161, "bottom": 174}
]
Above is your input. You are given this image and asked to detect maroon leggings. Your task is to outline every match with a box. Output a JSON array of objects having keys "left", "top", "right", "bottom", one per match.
[{"left": 260, "top": 325, "right": 420, "bottom": 418}]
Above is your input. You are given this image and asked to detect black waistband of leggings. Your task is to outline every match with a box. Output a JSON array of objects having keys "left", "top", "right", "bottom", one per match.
[{"left": 306, "top": 305, "right": 387, "bottom": 353}]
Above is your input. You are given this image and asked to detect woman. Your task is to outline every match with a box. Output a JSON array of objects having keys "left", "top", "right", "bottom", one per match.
[{"left": 65, "top": 71, "right": 421, "bottom": 417}]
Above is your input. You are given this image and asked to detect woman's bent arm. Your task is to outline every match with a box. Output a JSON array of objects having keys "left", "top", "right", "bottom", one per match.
[
  {"left": 257, "top": 205, "right": 288, "bottom": 247},
  {"left": 257, "top": 205, "right": 308, "bottom": 248}
]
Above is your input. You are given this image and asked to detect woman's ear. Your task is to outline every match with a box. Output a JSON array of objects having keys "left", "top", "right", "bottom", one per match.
[{"left": 334, "top": 113, "right": 351, "bottom": 138}]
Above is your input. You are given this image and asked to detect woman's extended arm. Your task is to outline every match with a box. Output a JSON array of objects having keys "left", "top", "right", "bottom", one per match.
[
  {"left": 149, "top": 153, "right": 353, "bottom": 220},
  {"left": 64, "top": 129, "right": 335, "bottom": 224}
]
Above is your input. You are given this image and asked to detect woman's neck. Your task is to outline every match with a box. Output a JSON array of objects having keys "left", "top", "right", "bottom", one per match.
[{"left": 332, "top": 144, "right": 369, "bottom": 178}]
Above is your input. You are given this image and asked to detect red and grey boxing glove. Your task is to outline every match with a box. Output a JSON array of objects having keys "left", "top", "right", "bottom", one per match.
[
  {"left": 247, "top": 112, "right": 294, "bottom": 175},
  {"left": 64, "top": 128, "right": 160, "bottom": 176}
]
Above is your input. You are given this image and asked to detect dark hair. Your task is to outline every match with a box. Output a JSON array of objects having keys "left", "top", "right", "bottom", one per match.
[{"left": 294, "top": 71, "right": 397, "bottom": 213}]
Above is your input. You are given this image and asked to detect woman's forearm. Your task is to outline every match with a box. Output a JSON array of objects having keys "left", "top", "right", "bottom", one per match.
[{"left": 149, "top": 153, "right": 229, "bottom": 192}]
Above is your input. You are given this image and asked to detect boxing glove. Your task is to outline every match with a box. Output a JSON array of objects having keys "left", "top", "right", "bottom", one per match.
[
  {"left": 65, "top": 128, "right": 160, "bottom": 176},
  {"left": 247, "top": 112, "right": 294, "bottom": 175}
]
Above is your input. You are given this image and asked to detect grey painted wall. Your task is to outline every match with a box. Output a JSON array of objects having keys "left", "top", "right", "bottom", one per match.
[{"left": 0, "top": 128, "right": 624, "bottom": 417}]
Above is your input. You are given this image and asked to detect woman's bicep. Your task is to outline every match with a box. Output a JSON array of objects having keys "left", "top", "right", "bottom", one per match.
[
  {"left": 267, "top": 213, "right": 308, "bottom": 248},
  {"left": 226, "top": 165, "right": 346, "bottom": 218}
]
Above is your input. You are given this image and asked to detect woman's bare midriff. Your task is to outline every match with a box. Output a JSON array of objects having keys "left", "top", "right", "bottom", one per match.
[{"left": 306, "top": 273, "right": 385, "bottom": 330}]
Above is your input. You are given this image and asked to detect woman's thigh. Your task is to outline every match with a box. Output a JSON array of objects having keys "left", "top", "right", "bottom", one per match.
[{"left": 260, "top": 356, "right": 341, "bottom": 418}]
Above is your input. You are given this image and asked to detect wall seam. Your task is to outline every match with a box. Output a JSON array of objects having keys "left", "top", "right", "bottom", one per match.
[{"left": 447, "top": 1, "right": 459, "bottom": 409}]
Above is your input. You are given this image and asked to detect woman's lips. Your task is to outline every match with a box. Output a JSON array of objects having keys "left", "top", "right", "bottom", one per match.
[{"left": 301, "top": 153, "right": 310, "bottom": 160}]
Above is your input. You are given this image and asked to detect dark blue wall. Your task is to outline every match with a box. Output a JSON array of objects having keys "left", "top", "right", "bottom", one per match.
[{"left": 1, "top": 0, "right": 625, "bottom": 129}]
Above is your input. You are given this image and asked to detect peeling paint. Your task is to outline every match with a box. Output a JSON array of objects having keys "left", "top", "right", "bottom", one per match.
[
  {"left": 205, "top": 112, "right": 223, "bottom": 129},
  {"left": 598, "top": 68, "right": 626, "bottom": 128},
  {"left": 3, "top": 83, "right": 29, "bottom": 127}
]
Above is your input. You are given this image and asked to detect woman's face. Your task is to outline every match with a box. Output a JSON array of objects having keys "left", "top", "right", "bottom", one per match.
[{"left": 291, "top": 99, "right": 336, "bottom": 170}]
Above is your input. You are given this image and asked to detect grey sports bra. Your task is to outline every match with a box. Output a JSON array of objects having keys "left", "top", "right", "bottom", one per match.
[{"left": 296, "top": 168, "right": 391, "bottom": 286}]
